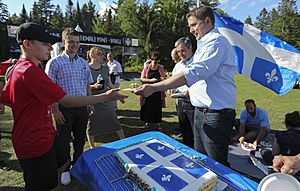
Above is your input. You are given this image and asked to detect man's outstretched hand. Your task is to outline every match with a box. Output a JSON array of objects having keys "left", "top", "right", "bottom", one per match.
[
  {"left": 105, "top": 88, "right": 128, "bottom": 103},
  {"left": 134, "top": 84, "right": 155, "bottom": 97}
]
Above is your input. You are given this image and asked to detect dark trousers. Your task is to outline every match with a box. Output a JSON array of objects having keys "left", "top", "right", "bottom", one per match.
[
  {"left": 193, "top": 107, "right": 236, "bottom": 167},
  {"left": 260, "top": 148, "right": 273, "bottom": 165},
  {"left": 177, "top": 99, "right": 194, "bottom": 148},
  {"left": 55, "top": 106, "right": 88, "bottom": 169},
  {"left": 19, "top": 145, "right": 58, "bottom": 191}
]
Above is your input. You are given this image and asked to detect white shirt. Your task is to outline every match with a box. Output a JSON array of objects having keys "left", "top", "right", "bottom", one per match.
[
  {"left": 172, "top": 57, "right": 193, "bottom": 93},
  {"left": 107, "top": 59, "right": 123, "bottom": 84},
  {"left": 184, "top": 29, "right": 236, "bottom": 109}
]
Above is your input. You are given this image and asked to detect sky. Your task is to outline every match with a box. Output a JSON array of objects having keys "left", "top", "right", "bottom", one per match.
[{"left": 3, "top": 0, "right": 300, "bottom": 22}]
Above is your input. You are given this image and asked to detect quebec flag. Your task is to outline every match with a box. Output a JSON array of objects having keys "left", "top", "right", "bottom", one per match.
[{"left": 214, "top": 12, "right": 300, "bottom": 95}]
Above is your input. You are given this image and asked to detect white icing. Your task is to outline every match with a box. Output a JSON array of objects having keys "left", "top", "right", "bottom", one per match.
[{"left": 116, "top": 139, "right": 217, "bottom": 191}]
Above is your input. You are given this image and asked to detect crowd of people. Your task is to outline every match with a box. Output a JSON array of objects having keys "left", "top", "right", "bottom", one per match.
[{"left": 0, "top": 5, "right": 300, "bottom": 191}]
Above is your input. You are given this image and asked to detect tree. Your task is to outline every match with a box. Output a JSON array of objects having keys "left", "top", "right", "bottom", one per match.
[
  {"left": 0, "top": 0, "right": 10, "bottom": 61},
  {"left": 149, "top": 0, "right": 191, "bottom": 70},
  {"left": 75, "top": 1, "right": 83, "bottom": 29},
  {"left": 189, "top": 0, "right": 220, "bottom": 9},
  {"left": 30, "top": 2, "right": 42, "bottom": 24},
  {"left": 276, "top": 0, "right": 299, "bottom": 48},
  {"left": 80, "top": 0, "right": 96, "bottom": 32},
  {"left": 65, "top": 0, "right": 75, "bottom": 27},
  {"left": 8, "top": 13, "right": 21, "bottom": 25},
  {"left": 36, "top": 0, "right": 54, "bottom": 26},
  {"left": 19, "top": 4, "right": 29, "bottom": 23},
  {"left": 0, "top": 0, "right": 9, "bottom": 23},
  {"left": 254, "top": 8, "right": 270, "bottom": 31},
  {"left": 244, "top": 15, "right": 253, "bottom": 25},
  {"left": 104, "top": 9, "right": 113, "bottom": 34},
  {"left": 49, "top": 5, "right": 64, "bottom": 29}
]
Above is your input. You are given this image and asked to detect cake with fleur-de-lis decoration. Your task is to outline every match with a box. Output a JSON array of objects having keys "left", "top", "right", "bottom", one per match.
[{"left": 115, "top": 139, "right": 218, "bottom": 191}]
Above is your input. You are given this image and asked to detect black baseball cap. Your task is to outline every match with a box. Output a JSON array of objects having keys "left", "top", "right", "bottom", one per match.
[{"left": 16, "top": 22, "right": 61, "bottom": 45}]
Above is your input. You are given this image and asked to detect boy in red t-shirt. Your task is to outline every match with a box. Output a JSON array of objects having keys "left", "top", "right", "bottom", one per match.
[{"left": 0, "top": 22, "right": 127, "bottom": 191}]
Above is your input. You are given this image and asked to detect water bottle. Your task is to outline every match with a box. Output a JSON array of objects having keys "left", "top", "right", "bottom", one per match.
[{"left": 96, "top": 74, "right": 104, "bottom": 90}]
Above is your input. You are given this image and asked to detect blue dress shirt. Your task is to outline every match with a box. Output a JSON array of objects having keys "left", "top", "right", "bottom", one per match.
[
  {"left": 240, "top": 107, "right": 270, "bottom": 130},
  {"left": 184, "top": 29, "right": 236, "bottom": 109}
]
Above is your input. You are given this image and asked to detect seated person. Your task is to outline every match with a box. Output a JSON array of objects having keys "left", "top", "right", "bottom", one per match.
[
  {"left": 273, "top": 153, "right": 300, "bottom": 175},
  {"left": 261, "top": 111, "right": 300, "bottom": 165},
  {"left": 232, "top": 99, "right": 269, "bottom": 147}
]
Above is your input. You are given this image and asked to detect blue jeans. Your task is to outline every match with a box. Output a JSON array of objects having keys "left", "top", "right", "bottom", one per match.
[
  {"left": 193, "top": 107, "right": 236, "bottom": 166},
  {"left": 177, "top": 99, "right": 194, "bottom": 148}
]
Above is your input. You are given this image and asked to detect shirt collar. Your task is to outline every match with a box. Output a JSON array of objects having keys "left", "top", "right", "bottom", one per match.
[
  {"left": 62, "top": 52, "right": 79, "bottom": 61},
  {"left": 180, "top": 56, "right": 194, "bottom": 66},
  {"left": 197, "top": 28, "right": 218, "bottom": 48}
]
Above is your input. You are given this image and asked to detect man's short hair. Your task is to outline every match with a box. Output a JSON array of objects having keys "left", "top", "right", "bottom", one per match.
[
  {"left": 186, "top": 6, "right": 215, "bottom": 25},
  {"left": 62, "top": 28, "right": 80, "bottom": 40},
  {"left": 174, "top": 37, "right": 192, "bottom": 48},
  {"left": 245, "top": 99, "right": 256, "bottom": 106}
]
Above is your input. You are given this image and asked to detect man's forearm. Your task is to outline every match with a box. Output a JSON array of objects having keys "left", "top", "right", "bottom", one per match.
[
  {"left": 256, "top": 127, "right": 267, "bottom": 143},
  {"left": 58, "top": 94, "right": 109, "bottom": 108},
  {"left": 152, "top": 72, "right": 186, "bottom": 92},
  {"left": 239, "top": 124, "right": 245, "bottom": 136}
]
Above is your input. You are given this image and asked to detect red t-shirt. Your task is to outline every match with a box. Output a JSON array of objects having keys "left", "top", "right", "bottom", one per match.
[{"left": 1, "top": 58, "right": 66, "bottom": 159}]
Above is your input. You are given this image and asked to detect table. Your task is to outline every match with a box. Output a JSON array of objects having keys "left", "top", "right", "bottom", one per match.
[
  {"left": 71, "top": 132, "right": 258, "bottom": 191},
  {"left": 228, "top": 142, "right": 268, "bottom": 180}
]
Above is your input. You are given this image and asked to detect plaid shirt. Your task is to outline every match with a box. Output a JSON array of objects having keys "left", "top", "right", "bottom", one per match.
[{"left": 45, "top": 52, "right": 93, "bottom": 96}]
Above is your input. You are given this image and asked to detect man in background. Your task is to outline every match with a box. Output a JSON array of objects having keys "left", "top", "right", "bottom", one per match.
[
  {"left": 107, "top": 52, "right": 123, "bottom": 88},
  {"left": 171, "top": 36, "right": 195, "bottom": 148},
  {"left": 233, "top": 99, "right": 269, "bottom": 147},
  {"left": 46, "top": 28, "right": 93, "bottom": 186}
]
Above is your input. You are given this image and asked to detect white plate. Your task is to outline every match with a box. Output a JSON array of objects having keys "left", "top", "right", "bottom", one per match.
[
  {"left": 241, "top": 142, "right": 256, "bottom": 151},
  {"left": 260, "top": 141, "right": 272, "bottom": 147},
  {"left": 258, "top": 173, "right": 300, "bottom": 191},
  {"left": 170, "top": 92, "right": 184, "bottom": 98}
]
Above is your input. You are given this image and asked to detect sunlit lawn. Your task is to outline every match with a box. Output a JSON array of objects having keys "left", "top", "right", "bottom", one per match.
[{"left": 0, "top": 75, "right": 299, "bottom": 190}]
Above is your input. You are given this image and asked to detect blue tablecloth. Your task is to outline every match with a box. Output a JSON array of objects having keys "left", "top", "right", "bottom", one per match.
[{"left": 71, "top": 132, "right": 258, "bottom": 191}]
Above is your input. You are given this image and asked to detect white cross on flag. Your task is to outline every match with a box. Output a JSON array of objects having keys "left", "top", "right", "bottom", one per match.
[{"left": 214, "top": 12, "right": 300, "bottom": 95}]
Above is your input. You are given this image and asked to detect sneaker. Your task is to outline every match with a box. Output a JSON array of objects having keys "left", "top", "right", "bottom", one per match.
[
  {"left": 0, "top": 161, "right": 11, "bottom": 171},
  {"left": 61, "top": 171, "right": 71, "bottom": 185}
]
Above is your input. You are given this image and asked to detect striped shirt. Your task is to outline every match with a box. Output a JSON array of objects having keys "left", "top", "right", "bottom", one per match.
[{"left": 45, "top": 52, "right": 93, "bottom": 96}]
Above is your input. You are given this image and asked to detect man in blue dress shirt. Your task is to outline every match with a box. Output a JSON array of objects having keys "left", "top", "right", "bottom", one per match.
[
  {"left": 135, "top": 6, "right": 236, "bottom": 166},
  {"left": 233, "top": 99, "right": 270, "bottom": 147}
]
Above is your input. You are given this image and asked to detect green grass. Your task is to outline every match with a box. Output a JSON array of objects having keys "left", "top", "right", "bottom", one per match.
[{"left": 0, "top": 75, "right": 299, "bottom": 190}]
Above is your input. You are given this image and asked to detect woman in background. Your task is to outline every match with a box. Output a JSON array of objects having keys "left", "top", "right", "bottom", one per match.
[
  {"left": 140, "top": 51, "right": 166, "bottom": 130},
  {"left": 86, "top": 47, "right": 125, "bottom": 148}
]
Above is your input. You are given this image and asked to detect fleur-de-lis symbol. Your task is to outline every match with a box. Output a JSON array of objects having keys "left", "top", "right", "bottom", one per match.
[
  {"left": 135, "top": 154, "right": 144, "bottom": 159},
  {"left": 157, "top": 146, "right": 165, "bottom": 150},
  {"left": 185, "top": 162, "right": 194, "bottom": 168},
  {"left": 265, "top": 69, "right": 278, "bottom": 84},
  {"left": 161, "top": 174, "right": 172, "bottom": 182}
]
